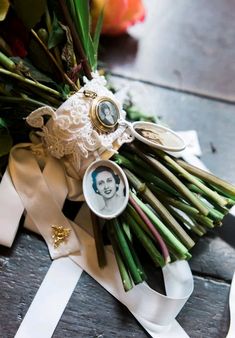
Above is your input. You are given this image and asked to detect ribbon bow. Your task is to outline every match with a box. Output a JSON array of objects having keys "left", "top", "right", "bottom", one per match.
[{"left": 0, "top": 139, "right": 194, "bottom": 338}]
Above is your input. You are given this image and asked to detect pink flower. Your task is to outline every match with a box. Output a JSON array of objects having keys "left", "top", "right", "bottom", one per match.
[{"left": 91, "top": 0, "right": 145, "bottom": 35}]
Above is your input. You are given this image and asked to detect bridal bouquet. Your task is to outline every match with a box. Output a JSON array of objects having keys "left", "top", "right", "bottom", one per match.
[{"left": 0, "top": 1, "right": 234, "bottom": 337}]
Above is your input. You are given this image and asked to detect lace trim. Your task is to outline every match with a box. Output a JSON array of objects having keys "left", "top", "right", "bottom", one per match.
[{"left": 26, "top": 75, "right": 134, "bottom": 174}]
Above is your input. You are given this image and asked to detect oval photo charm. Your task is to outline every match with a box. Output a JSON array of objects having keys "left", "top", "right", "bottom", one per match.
[
  {"left": 83, "top": 160, "right": 129, "bottom": 219},
  {"left": 90, "top": 96, "right": 120, "bottom": 133},
  {"left": 131, "top": 121, "right": 186, "bottom": 152}
]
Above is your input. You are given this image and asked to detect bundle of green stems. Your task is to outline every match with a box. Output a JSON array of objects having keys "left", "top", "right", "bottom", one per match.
[
  {"left": 1, "top": 1, "right": 235, "bottom": 293},
  {"left": 97, "top": 142, "right": 235, "bottom": 292}
]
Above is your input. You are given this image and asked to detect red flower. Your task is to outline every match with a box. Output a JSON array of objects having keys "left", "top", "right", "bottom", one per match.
[
  {"left": 91, "top": 0, "right": 145, "bottom": 35},
  {"left": 0, "top": 11, "right": 28, "bottom": 57}
]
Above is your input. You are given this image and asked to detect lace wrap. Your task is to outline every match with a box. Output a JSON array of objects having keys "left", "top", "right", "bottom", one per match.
[{"left": 26, "top": 75, "right": 134, "bottom": 178}]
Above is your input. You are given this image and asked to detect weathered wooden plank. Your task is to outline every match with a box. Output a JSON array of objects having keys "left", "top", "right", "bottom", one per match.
[
  {"left": 178, "top": 276, "right": 230, "bottom": 338},
  {"left": 190, "top": 214, "right": 235, "bottom": 282},
  {"left": 100, "top": 0, "right": 235, "bottom": 102},
  {"left": 0, "top": 232, "right": 51, "bottom": 338},
  {"left": 0, "top": 231, "right": 231, "bottom": 338}
]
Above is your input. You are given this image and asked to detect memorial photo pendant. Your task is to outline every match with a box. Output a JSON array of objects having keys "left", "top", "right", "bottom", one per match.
[
  {"left": 89, "top": 96, "right": 120, "bottom": 133},
  {"left": 131, "top": 121, "right": 186, "bottom": 152},
  {"left": 83, "top": 160, "right": 129, "bottom": 219}
]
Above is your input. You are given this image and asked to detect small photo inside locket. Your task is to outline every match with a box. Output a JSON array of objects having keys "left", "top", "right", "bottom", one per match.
[
  {"left": 83, "top": 160, "right": 129, "bottom": 219},
  {"left": 97, "top": 100, "right": 119, "bottom": 127},
  {"left": 132, "top": 121, "right": 186, "bottom": 151},
  {"left": 135, "top": 127, "right": 164, "bottom": 145}
]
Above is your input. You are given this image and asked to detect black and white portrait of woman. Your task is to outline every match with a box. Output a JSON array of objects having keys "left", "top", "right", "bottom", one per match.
[
  {"left": 83, "top": 160, "right": 129, "bottom": 219},
  {"left": 91, "top": 166, "right": 125, "bottom": 214},
  {"left": 97, "top": 101, "right": 119, "bottom": 127}
]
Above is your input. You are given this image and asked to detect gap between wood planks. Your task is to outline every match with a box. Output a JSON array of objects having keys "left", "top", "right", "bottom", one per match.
[
  {"left": 192, "top": 270, "right": 232, "bottom": 285},
  {"left": 111, "top": 72, "right": 235, "bottom": 105}
]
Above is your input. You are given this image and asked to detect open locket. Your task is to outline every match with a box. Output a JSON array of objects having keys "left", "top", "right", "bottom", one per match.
[
  {"left": 130, "top": 121, "right": 186, "bottom": 152},
  {"left": 84, "top": 89, "right": 186, "bottom": 152}
]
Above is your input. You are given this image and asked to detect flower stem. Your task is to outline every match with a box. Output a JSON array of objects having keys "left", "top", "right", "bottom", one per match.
[
  {"left": 0, "top": 68, "right": 61, "bottom": 97},
  {"left": 122, "top": 211, "right": 165, "bottom": 267},
  {"left": 130, "top": 193, "right": 190, "bottom": 258},
  {"left": 0, "top": 51, "right": 16, "bottom": 71},
  {"left": 124, "top": 168, "right": 194, "bottom": 249},
  {"left": 113, "top": 153, "right": 179, "bottom": 197},
  {"left": 155, "top": 193, "right": 215, "bottom": 228},
  {"left": 110, "top": 219, "right": 143, "bottom": 285},
  {"left": 166, "top": 205, "right": 207, "bottom": 237},
  {"left": 90, "top": 211, "right": 106, "bottom": 268},
  {"left": 0, "top": 37, "right": 13, "bottom": 56},
  {"left": 24, "top": 84, "right": 62, "bottom": 106},
  {"left": 186, "top": 183, "right": 229, "bottom": 215},
  {"left": 108, "top": 226, "right": 133, "bottom": 292},
  {"left": 129, "top": 194, "right": 170, "bottom": 264},
  {"left": 152, "top": 149, "right": 228, "bottom": 207},
  {"left": 126, "top": 204, "right": 154, "bottom": 239},
  {"left": 121, "top": 222, "right": 147, "bottom": 281},
  {"left": 58, "top": 0, "right": 92, "bottom": 80},
  {"left": 125, "top": 144, "right": 210, "bottom": 215},
  {"left": 0, "top": 96, "right": 49, "bottom": 108},
  {"left": 31, "top": 29, "right": 78, "bottom": 91},
  {"left": 149, "top": 188, "right": 207, "bottom": 235},
  {"left": 176, "top": 159, "right": 235, "bottom": 198}
]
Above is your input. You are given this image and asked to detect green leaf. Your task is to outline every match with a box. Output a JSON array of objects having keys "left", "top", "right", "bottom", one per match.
[
  {"left": 11, "top": 57, "right": 56, "bottom": 84},
  {"left": 67, "top": 1, "right": 101, "bottom": 70},
  {"left": 68, "top": 0, "right": 94, "bottom": 68},
  {"left": 93, "top": 9, "right": 103, "bottom": 57},
  {"left": 57, "top": 84, "right": 70, "bottom": 100},
  {"left": 0, "top": 128, "right": 13, "bottom": 157},
  {"left": 0, "top": 117, "right": 7, "bottom": 128},
  {"left": 28, "top": 38, "right": 57, "bottom": 75},
  {"left": 87, "top": 34, "right": 96, "bottom": 70},
  {"left": 125, "top": 105, "right": 157, "bottom": 123},
  {"left": 48, "top": 13, "right": 65, "bottom": 49},
  {"left": 0, "top": 0, "right": 10, "bottom": 21},
  {"left": 73, "top": 0, "right": 90, "bottom": 52},
  {"left": 12, "top": 0, "right": 46, "bottom": 29},
  {"left": 89, "top": 10, "right": 104, "bottom": 70}
]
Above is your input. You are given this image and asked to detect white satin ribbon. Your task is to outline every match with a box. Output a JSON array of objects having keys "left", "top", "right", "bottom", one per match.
[
  {"left": 14, "top": 257, "right": 83, "bottom": 338},
  {"left": 9, "top": 144, "right": 80, "bottom": 259},
  {"left": 0, "top": 141, "right": 195, "bottom": 338},
  {"left": 71, "top": 205, "right": 193, "bottom": 337},
  {"left": 173, "top": 131, "right": 208, "bottom": 171},
  {"left": 0, "top": 170, "right": 24, "bottom": 247}
]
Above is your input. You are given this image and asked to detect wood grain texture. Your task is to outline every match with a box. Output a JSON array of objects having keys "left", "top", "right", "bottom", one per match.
[
  {"left": 0, "top": 231, "right": 231, "bottom": 338},
  {"left": 1, "top": 1, "right": 235, "bottom": 335},
  {"left": 101, "top": 0, "right": 235, "bottom": 102},
  {"left": 189, "top": 214, "right": 235, "bottom": 282},
  {"left": 178, "top": 276, "right": 230, "bottom": 338}
]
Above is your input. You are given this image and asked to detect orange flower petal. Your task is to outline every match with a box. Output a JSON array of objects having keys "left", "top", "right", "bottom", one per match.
[{"left": 91, "top": 0, "right": 145, "bottom": 35}]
